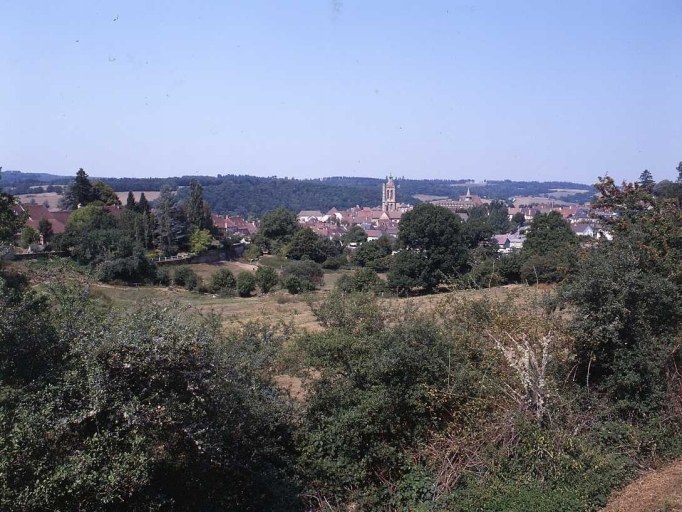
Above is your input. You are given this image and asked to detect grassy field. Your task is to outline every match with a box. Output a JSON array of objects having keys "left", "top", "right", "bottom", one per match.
[{"left": 10, "top": 256, "right": 544, "bottom": 332}]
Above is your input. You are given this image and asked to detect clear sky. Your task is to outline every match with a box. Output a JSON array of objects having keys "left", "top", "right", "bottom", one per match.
[{"left": 2, "top": 1, "right": 681, "bottom": 183}]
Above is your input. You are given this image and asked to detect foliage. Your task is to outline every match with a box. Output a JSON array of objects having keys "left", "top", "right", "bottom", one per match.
[
  {"left": 286, "top": 227, "right": 341, "bottom": 263},
  {"left": 519, "top": 211, "right": 579, "bottom": 283},
  {"left": 341, "top": 225, "right": 367, "bottom": 245},
  {"left": 566, "top": 178, "right": 682, "bottom": 416},
  {"left": 96, "top": 247, "right": 157, "bottom": 284},
  {"left": 209, "top": 268, "right": 237, "bottom": 295},
  {"left": 321, "top": 254, "right": 346, "bottom": 270},
  {"left": 19, "top": 225, "right": 39, "bottom": 248},
  {"left": 353, "top": 236, "right": 393, "bottom": 269},
  {"left": 185, "top": 179, "right": 213, "bottom": 232},
  {"left": 391, "top": 204, "right": 468, "bottom": 292},
  {"left": 282, "top": 275, "right": 312, "bottom": 294},
  {"left": 237, "top": 271, "right": 257, "bottom": 297},
  {"left": 172, "top": 265, "right": 200, "bottom": 291},
  {"left": 336, "top": 267, "right": 385, "bottom": 294},
  {"left": 280, "top": 260, "right": 324, "bottom": 290},
  {"left": 0, "top": 172, "right": 26, "bottom": 245},
  {"left": 189, "top": 228, "right": 213, "bottom": 254},
  {"left": 259, "top": 208, "right": 299, "bottom": 244},
  {"left": 0, "top": 289, "right": 299, "bottom": 511},
  {"left": 92, "top": 180, "right": 121, "bottom": 206},
  {"left": 255, "top": 266, "right": 278, "bottom": 293},
  {"left": 38, "top": 217, "right": 53, "bottom": 243}
]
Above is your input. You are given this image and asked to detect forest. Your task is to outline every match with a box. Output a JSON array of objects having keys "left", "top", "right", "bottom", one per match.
[
  {"left": 1, "top": 168, "right": 681, "bottom": 511},
  {"left": 2, "top": 170, "right": 595, "bottom": 217}
]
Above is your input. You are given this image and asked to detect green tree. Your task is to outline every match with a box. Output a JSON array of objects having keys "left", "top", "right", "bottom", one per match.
[
  {"left": 0, "top": 291, "right": 299, "bottom": 511},
  {"left": 92, "top": 181, "right": 121, "bottom": 206},
  {"left": 391, "top": 204, "right": 467, "bottom": 292},
  {"left": 189, "top": 228, "right": 213, "bottom": 254},
  {"left": 341, "top": 225, "right": 367, "bottom": 245},
  {"left": 61, "top": 168, "right": 96, "bottom": 209},
  {"left": 19, "top": 226, "right": 39, "bottom": 248},
  {"left": 638, "top": 169, "right": 655, "bottom": 187},
  {"left": 259, "top": 208, "right": 299, "bottom": 244},
  {"left": 520, "top": 211, "right": 578, "bottom": 283},
  {"left": 237, "top": 271, "right": 256, "bottom": 297},
  {"left": 137, "top": 192, "right": 150, "bottom": 214},
  {"left": 255, "top": 266, "right": 278, "bottom": 293},
  {"left": 209, "top": 267, "right": 236, "bottom": 295},
  {"left": 353, "top": 236, "right": 393, "bottom": 269},
  {"left": 677, "top": 161, "right": 682, "bottom": 184},
  {"left": 186, "top": 179, "right": 213, "bottom": 232},
  {"left": 154, "top": 186, "right": 189, "bottom": 255},
  {"left": 38, "top": 217, "right": 53, "bottom": 243},
  {"left": 125, "top": 191, "right": 136, "bottom": 210},
  {"left": 0, "top": 171, "right": 25, "bottom": 244},
  {"left": 287, "top": 228, "right": 340, "bottom": 263}
]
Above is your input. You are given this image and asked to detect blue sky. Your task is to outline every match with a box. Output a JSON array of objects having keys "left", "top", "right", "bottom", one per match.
[{"left": 2, "top": 1, "right": 681, "bottom": 183}]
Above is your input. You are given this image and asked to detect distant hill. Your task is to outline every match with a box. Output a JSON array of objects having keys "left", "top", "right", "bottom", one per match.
[{"left": 2, "top": 170, "right": 594, "bottom": 217}]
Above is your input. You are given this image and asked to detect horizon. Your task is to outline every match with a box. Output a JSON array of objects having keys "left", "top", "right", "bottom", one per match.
[{"left": 2, "top": 1, "right": 681, "bottom": 183}]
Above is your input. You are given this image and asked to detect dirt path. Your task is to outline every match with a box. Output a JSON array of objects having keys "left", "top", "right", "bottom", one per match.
[{"left": 603, "top": 458, "right": 682, "bottom": 512}]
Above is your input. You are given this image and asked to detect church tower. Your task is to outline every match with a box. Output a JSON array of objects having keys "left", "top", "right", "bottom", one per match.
[{"left": 382, "top": 175, "right": 397, "bottom": 212}]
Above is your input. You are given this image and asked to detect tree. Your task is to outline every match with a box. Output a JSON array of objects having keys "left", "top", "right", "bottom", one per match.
[
  {"left": 137, "top": 192, "right": 150, "bottom": 214},
  {"left": 259, "top": 208, "right": 299, "bottom": 243},
  {"left": 154, "top": 186, "right": 189, "bottom": 255},
  {"left": 19, "top": 226, "right": 39, "bottom": 248},
  {"left": 209, "top": 268, "right": 236, "bottom": 295},
  {"left": 677, "top": 161, "right": 682, "bottom": 184},
  {"left": 0, "top": 293, "right": 299, "bottom": 510},
  {"left": 189, "top": 228, "right": 213, "bottom": 254},
  {"left": 255, "top": 266, "right": 278, "bottom": 293},
  {"left": 0, "top": 171, "right": 25, "bottom": 244},
  {"left": 520, "top": 211, "right": 578, "bottom": 283},
  {"left": 341, "top": 225, "right": 367, "bottom": 245},
  {"left": 638, "top": 169, "right": 655, "bottom": 188},
  {"left": 92, "top": 181, "right": 121, "bottom": 206},
  {"left": 125, "top": 191, "right": 136, "bottom": 210},
  {"left": 353, "top": 237, "right": 392, "bottom": 269},
  {"left": 391, "top": 204, "right": 467, "bottom": 291},
  {"left": 38, "top": 218, "right": 53, "bottom": 243},
  {"left": 287, "top": 228, "right": 340, "bottom": 263},
  {"left": 186, "top": 179, "right": 212, "bottom": 232},
  {"left": 237, "top": 271, "right": 256, "bottom": 297},
  {"left": 61, "top": 168, "right": 96, "bottom": 209}
]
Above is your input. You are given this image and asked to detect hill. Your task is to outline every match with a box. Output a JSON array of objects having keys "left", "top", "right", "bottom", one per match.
[{"left": 2, "top": 170, "right": 594, "bottom": 217}]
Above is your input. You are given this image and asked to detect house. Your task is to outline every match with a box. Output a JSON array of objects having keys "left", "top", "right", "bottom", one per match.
[{"left": 297, "top": 210, "right": 324, "bottom": 223}]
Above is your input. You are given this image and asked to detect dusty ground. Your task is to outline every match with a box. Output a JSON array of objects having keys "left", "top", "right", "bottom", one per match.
[{"left": 603, "top": 459, "right": 682, "bottom": 512}]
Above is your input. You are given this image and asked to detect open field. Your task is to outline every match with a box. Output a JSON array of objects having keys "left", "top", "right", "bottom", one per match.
[
  {"left": 16, "top": 192, "right": 62, "bottom": 209},
  {"left": 114, "top": 191, "right": 161, "bottom": 203}
]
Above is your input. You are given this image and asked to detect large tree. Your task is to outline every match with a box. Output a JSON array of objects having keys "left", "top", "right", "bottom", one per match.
[
  {"left": 390, "top": 204, "right": 467, "bottom": 291},
  {"left": 0, "top": 170, "right": 25, "bottom": 244},
  {"left": 185, "top": 179, "right": 213, "bottom": 232}
]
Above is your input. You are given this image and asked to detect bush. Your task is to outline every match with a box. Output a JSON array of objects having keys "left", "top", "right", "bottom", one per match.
[
  {"left": 156, "top": 266, "right": 171, "bottom": 285},
  {"left": 236, "top": 271, "right": 256, "bottom": 297},
  {"left": 209, "top": 268, "right": 236, "bottom": 295},
  {"left": 282, "top": 274, "right": 314, "bottom": 295},
  {"left": 255, "top": 266, "right": 278, "bottom": 293},
  {"left": 336, "top": 268, "right": 384, "bottom": 294},
  {"left": 173, "top": 266, "right": 200, "bottom": 291},
  {"left": 281, "top": 260, "right": 324, "bottom": 289},
  {"left": 96, "top": 248, "right": 157, "bottom": 284},
  {"left": 321, "top": 255, "right": 346, "bottom": 270}
]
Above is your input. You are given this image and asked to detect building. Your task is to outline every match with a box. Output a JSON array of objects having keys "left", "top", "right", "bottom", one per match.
[{"left": 382, "top": 175, "right": 397, "bottom": 212}]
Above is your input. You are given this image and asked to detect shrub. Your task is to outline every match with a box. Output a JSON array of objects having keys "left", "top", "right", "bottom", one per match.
[
  {"left": 321, "top": 255, "right": 346, "bottom": 270},
  {"left": 173, "top": 266, "right": 200, "bottom": 291},
  {"left": 282, "top": 275, "right": 314, "bottom": 295},
  {"left": 236, "top": 271, "right": 256, "bottom": 297},
  {"left": 156, "top": 266, "right": 171, "bottom": 285},
  {"left": 255, "top": 266, "right": 278, "bottom": 293},
  {"left": 281, "top": 260, "right": 324, "bottom": 288},
  {"left": 209, "top": 268, "right": 236, "bottom": 295}
]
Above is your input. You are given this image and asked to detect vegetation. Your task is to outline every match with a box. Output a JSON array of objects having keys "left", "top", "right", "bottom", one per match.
[{"left": 1, "top": 171, "right": 680, "bottom": 510}]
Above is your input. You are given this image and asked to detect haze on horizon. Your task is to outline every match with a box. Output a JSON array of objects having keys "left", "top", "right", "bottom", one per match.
[{"left": 2, "top": 1, "right": 681, "bottom": 184}]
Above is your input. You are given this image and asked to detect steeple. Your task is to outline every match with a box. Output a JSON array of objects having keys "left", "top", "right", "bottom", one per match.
[{"left": 382, "top": 175, "right": 397, "bottom": 212}]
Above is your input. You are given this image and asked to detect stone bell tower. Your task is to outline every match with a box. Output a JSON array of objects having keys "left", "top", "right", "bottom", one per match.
[{"left": 382, "top": 175, "right": 397, "bottom": 212}]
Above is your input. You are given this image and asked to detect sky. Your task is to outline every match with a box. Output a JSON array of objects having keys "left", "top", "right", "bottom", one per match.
[{"left": 1, "top": 1, "right": 681, "bottom": 183}]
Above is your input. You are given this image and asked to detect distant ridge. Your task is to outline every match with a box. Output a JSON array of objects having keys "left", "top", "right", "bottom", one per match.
[{"left": 2, "top": 170, "right": 594, "bottom": 217}]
